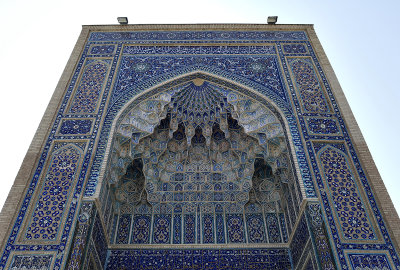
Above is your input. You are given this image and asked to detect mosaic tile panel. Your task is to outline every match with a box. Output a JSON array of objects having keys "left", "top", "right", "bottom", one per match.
[
  {"left": 184, "top": 214, "right": 196, "bottom": 244},
  {"left": 279, "top": 213, "right": 288, "bottom": 243},
  {"left": 290, "top": 214, "right": 309, "bottom": 268},
  {"left": 226, "top": 214, "right": 245, "bottom": 243},
  {"left": 90, "top": 45, "right": 116, "bottom": 55},
  {"left": 112, "top": 55, "right": 287, "bottom": 105},
  {"left": 69, "top": 60, "right": 109, "bottom": 113},
  {"left": 9, "top": 254, "right": 52, "bottom": 269},
  {"left": 288, "top": 58, "right": 330, "bottom": 113},
  {"left": 246, "top": 213, "right": 266, "bottom": 243},
  {"left": 105, "top": 248, "right": 291, "bottom": 269},
  {"left": 113, "top": 209, "right": 289, "bottom": 245},
  {"left": 59, "top": 119, "right": 93, "bottom": 135},
  {"left": 25, "top": 144, "right": 82, "bottom": 241},
  {"left": 89, "top": 31, "right": 307, "bottom": 41},
  {"left": 116, "top": 214, "right": 131, "bottom": 244},
  {"left": 172, "top": 214, "right": 182, "bottom": 244},
  {"left": 348, "top": 253, "right": 392, "bottom": 270},
  {"left": 152, "top": 215, "right": 171, "bottom": 244},
  {"left": 282, "top": 44, "right": 307, "bottom": 54},
  {"left": 202, "top": 214, "right": 214, "bottom": 244},
  {"left": 131, "top": 215, "right": 151, "bottom": 244},
  {"left": 266, "top": 213, "right": 282, "bottom": 243},
  {"left": 306, "top": 203, "right": 335, "bottom": 269},
  {"left": 123, "top": 45, "right": 276, "bottom": 55},
  {"left": 318, "top": 146, "right": 376, "bottom": 240},
  {"left": 66, "top": 202, "right": 94, "bottom": 270},
  {"left": 92, "top": 213, "right": 107, "bottom": 267},
  {"left": 306, "top": 117, "right": 340, "bottom": 135},
  {"left": 215, "top": 213, "right": 225, "bottom": 244}
]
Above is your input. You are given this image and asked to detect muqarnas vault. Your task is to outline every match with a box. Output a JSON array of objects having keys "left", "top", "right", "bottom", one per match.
[{"left": 0, "top": 24, "right": 399, "bottom": 270}]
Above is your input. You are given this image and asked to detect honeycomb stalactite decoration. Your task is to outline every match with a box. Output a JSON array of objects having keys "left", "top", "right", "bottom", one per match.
[{"left": 110, "top": 80, "right": 290, "bottom": 214}]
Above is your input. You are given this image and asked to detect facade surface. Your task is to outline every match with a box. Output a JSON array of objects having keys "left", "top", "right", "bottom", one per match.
[{"left": 0, "top": 24, "right": 399, "bottom": 269}]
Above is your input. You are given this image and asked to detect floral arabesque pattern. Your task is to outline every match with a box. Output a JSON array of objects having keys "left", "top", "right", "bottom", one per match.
[
  {"left": 25, "top": 145, "right": 81, "bottom": 241},
  {"left": 69, "top": 61, "right": 109, "bottom": 113},
  {"left": 319, "top": 147, "right": 375, "bottom": 240},
  {"left": 289, "top": 59, "right": 329, "bottom": 113}
]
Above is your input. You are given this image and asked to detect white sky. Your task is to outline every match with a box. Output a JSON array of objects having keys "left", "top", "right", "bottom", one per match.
[{"left": 0, "top": 0, "right": 399, "bottom": 216}]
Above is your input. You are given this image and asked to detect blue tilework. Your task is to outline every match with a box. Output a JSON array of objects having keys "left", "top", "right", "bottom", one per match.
[
  {"left": 105, "top": 248, "right": 291, "bottom": 269},
  {"left": 305, "top": 202, "right": 336, "bottom": 269},
  {"left": 172, "top": 214, "right": 182, "bottom": 244},
  {"left": 290, "top": 214, "right": 309, "bottom": 268},
  {"left": 304, "top": 258, "right": 315, "bottom": 270},
  {"left": 215, "top": 213, "right": 225, "bottom": 244},
  {"left": 59, "top": 119, "right": 92, "bottom": 135},
  {"left": 92, "top": 213, "right": 108, "bottom": 267},
  {"left": 25, "top": 144, "right": 82, "bottom": 241},
  {"left": 183, "top": 214, "right": 195, "bottom": 244},
  {"left": 266, "top": 213, "right": 282, "bottom": 243},
  {"left": 288, "top": 58, "right": 330, "bottom": 113},
  {"left": 282, "top": 44, "right": 307, "bottom": 54},
  {"left": 152, "top": 215, "right": 171, "bottom": 244},
  {"left": 112, "top": 55, "right": 288, "bottom": 105},
  {"left": 116, "top": 214, "right": 131, "bottom": 244},
  {"left": 318, "top": 146, "right": 376, "bottom": 240},
  {"left": 89, "top": 31, "right": 307, "bottom": 41},
  {"left": 66, "top": 202, "right": 94, "bottom": 269},
  {"left": 306, "top": 117, "right": 340, "bottom": 135},
  {"left": 202, "top": 214, "right": 214, "bottom": 244},
  {"left": 123, "top": 45, "right": 276, "bottom": 55},
  {"left": 69, "top": 60, "right": 109, "bottom": 113},
  {"left": 246, "top": 213, "right": 267, "bottom": 243},
  {"left": 9, "top": 255, "right": 52, "bottom": 269},
  {"left": 90, "top": 45, "right": 115, "bottom": 55},
  {"left": 226, "top": 214, "right": 245, "bottom": 243},
  {"left": 279, "top": 213, "right": 288, "bottom": 243},
  {"left": 349, "top": 253, "right": 392, "bottom": 269},
  {"left": 131, "top": 215, "right": 151, "bottom": 244},
  {"left": 0, "top": 39, "right": 120, "bottom": 269}
]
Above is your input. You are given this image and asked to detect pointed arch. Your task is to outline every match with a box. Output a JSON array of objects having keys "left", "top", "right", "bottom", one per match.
[{"left": 96, "top": 71, "right": 303, "bottom": 202}]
